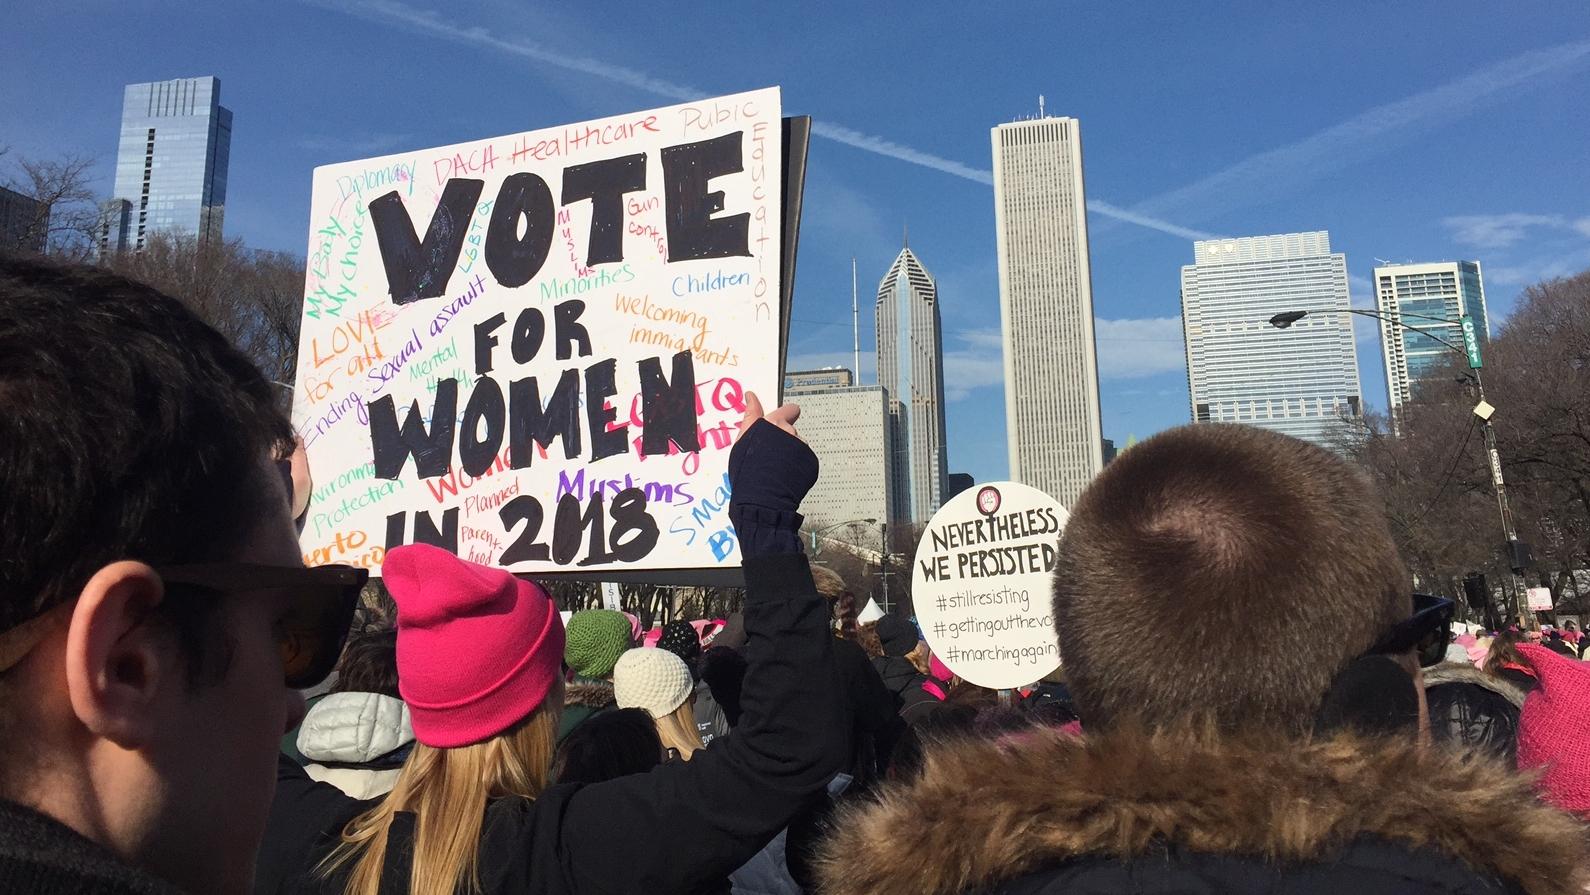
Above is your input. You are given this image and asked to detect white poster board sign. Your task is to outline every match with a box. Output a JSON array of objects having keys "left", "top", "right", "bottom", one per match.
[
  {"left": 293, "top": 88, "right": 782, "bottom": 575},
  {"left": 912, "top": 482, "right": 1066, "bottom": 689},
  {"left": 1527, "top": 586, "right": 1554, "bottom": 612}
]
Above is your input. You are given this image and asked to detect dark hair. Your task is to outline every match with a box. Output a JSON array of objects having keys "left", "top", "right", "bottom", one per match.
[
  {"left": 807, "top": 565, "right": 860, "bottom": 640},
  {"left": 853, "top": 621, "right": 884, "bottom": 659},
  {"left": 833, "top": 591, "right": 859, "bottom": 641},
  {"left": 1052, "top": 423, "right": 1408, "bottom": 735},
  {"left": 552, "top": 708, "right": 662, "bottom": 785},
  {"left": 1483, "top": 629, "right": 1530, "bottom": 677},
  {"left": 0, "top": 258, "right": 293, "bottom": 664},
  {"left": 698, "top": 646, "right": 747, "bottom": 727},
  {"left": 333, "top": 630, "right": 400, "bottom": 698}
]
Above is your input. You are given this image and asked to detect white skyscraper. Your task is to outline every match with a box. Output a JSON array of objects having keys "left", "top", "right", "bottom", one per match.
[
  {"left": 1181, "top": 232, "right": 1362, "bottom": 448},
  {"left": 1374, "top": 260, "right": 1489, "bottom": 413},
  {"left": 876, "top": 245, "right": 948, "bottom": 522},
  {"left": 991, "top": 116, "right": 1103, "bottom": 509}
]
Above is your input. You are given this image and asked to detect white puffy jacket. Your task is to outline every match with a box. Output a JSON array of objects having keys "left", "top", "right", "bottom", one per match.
[{"left": 296, "top": 691, "right": 414, "bottom": 800}]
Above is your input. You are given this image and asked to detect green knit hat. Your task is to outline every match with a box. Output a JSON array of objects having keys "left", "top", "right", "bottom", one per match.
[{"left": 564, "top": 610, "right": 633, "bottom": 679}]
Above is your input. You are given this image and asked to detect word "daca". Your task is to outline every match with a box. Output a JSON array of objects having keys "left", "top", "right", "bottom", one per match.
[{"left": 369, "top": 132, "right": 754, "bottom": 306}]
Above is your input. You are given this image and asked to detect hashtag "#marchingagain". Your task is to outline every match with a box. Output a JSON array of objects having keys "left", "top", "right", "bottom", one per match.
[{"left": 941, "top": 641, "right": 1058, "bottom": 667}]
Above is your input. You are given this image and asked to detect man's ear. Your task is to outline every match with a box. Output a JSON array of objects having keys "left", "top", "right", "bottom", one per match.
[{"left": 64, "top": 561, "right": 173, "bottom": 749}]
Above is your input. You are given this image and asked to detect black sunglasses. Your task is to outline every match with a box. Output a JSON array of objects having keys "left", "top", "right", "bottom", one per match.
[
  {"left": 156, "top": 563, "right": 368, "bottom": 689},
  {"left": 1368, "top": 593, "right": 1455, "bottom": 668}
]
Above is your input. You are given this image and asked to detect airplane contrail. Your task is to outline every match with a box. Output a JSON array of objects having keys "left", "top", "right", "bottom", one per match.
[
  {"left": 308, "top": 0, "right": 1217, "bottom": 241},
  {"left": 1123, "top": 37, "right": 1590, "bottom": 224}
]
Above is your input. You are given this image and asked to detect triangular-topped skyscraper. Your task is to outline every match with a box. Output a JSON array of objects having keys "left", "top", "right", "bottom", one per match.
[{"left": 876, "top": 244, "right": 949, "bottom": 523}]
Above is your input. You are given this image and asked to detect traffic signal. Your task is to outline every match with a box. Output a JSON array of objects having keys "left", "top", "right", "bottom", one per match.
[{"left": 1507, "top": 541, "right": 1532, "bottom": 573}]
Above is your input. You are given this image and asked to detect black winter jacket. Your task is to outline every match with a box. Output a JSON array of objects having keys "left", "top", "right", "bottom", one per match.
[
  {"left": 255, "top": 552, "right": 848, "bottom": 895},
  {"left": 816, "top": 727, "right": 1589, "bottom": 895},
  {"left": 834, "top": 638, "right": 900, "bottom": 783},
  {"left": 870, "top": 654, "right": 935, "bottom": 718}
]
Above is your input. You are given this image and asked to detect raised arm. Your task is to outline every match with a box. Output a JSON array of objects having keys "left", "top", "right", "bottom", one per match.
[{"left": 553, "top": 394, "right": 850, "bottom": 894}]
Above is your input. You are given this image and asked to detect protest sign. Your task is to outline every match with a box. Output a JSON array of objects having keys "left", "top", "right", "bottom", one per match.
[
  {"left": 294, "top": 88, "right": 783, "bottom": 576},
  {"left": 1527, "top": 586, "right": 1554, "bottom": 612},
  {"left": 912, "top": 482, "right": 1066, "bottom": 689}
]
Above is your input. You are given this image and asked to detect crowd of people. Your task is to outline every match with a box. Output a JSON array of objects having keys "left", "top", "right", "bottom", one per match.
[{"left": 0, "top": 255, "right": 1587, "bottom": 895}]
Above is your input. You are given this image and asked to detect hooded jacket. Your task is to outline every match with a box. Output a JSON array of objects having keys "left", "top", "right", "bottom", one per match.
[
  {"left": 556, "top": 679, "right": 616, "bottom": 743},
  {"left": 1423, "top": 661, "right": 1527, "bottom": 763},
  {"left": 816, "top": 727, "right": 1588, "bottom": 895},
  {"left": 297, "top": 692, "right": 415, "bottom": 800}
]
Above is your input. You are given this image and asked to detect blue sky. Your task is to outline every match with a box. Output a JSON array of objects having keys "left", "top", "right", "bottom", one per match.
[{"left": 6, "top": 1, "right": 1588, "bottom": 485}]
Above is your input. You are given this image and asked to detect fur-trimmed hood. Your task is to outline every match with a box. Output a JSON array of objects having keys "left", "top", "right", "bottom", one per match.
[
  {"left": 1425, "top": 661, "right": 1528, "bottom": 708},
  {"left": 817, "top": 728, "right": 1588, "bottom": 895},
  {"left": 564, "top": 679, "right": 616, "bottom": 709}
]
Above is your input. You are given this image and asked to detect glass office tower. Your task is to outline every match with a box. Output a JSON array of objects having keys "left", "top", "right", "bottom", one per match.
[
  {"left": 101, "top": 76, "right": 231, "bottom": 254},
  {"left": 1374, "top": 260, "right": 1488, "bottom": 413}
]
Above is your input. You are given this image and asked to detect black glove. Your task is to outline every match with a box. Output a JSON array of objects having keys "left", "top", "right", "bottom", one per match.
[{"left": 728, "top": 419, "right": 819, "bottom": 558}]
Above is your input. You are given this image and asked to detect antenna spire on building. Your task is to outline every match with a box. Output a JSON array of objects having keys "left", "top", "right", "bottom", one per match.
[
  {"left": 1038, "top": 94, "right": 1045, "bottom": 118},
  {"left": 851, "top": 257, "right": 861, "bottom": 383},
  {"left": 903, "top": 223, "right": 909, "bottom": 248}
]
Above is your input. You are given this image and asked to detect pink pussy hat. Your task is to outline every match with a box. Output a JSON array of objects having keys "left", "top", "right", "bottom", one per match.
[
  {"left": 1515, "top": 643, "right": 1590, "bottom": 817},
  {"left": 384, "top": 544, "right": 565, "bottom": 748}
]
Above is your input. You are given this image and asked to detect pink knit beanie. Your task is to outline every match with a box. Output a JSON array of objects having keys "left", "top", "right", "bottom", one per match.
[
  {"left": 384, "top": 544, "right": 565, "bottom": 748},
  {"left": 1515, "top": 643, "right": 1590, "bottom": 817}
]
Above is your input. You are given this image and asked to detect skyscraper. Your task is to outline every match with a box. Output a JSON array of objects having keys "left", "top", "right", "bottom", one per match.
[
  {"left": 1181, "top": 232, "right": 1362, "bottom": 448},
  {"left": 875, "top": 244, "right": 948, "bottom": 522},
  {"left": 0, "top": 186, "right": 47, "bottom": 253},
  {"left": 991, "top": 116, "right": 1103, "bottom": 509},
  {"left": 784, "top": 370, "right": 899, "bottom": 529},
  {"left": 101, "top": 76, "right": 232, "bottom": 255},
  {"left": 1374, "top": 261, "right": 1489, "bottom": 413}
]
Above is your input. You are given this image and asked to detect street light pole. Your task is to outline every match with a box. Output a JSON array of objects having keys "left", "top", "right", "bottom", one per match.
[
  {"left": 1469, "top": 368, "right": 1529, "bottom": 627},
  {"left": 808, "top": 518, "right": 878, "bottom": 554},
  {"left": 1270, "top": 307, "right": 1531, "bottom": 628},
  {"left": 807, "top": 517, "right": 891, "bottom": 613},
  {"left": 878, "top": 521, "right": 890, "bottom": 615}
]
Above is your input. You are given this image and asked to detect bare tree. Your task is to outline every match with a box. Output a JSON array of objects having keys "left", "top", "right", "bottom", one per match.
[
  {"left": 541, "top": 578, "right": 745, "bottom": 627},
  {"left": 1, "top": 149, "right": 101, "bottom": 259},
  {"left": 101, "top": 231, "right": 305, "bottom": 384},
  {"left": 1351, "top": 268, "right": 1590, "bottom": 619}
]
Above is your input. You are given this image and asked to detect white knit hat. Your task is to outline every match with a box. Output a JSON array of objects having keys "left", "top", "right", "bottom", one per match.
[{"left": 613, "top": 648, "right": 693, "bottom": 719}]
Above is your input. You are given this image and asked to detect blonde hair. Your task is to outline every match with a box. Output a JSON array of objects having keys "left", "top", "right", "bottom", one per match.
[
  {"left": 654, "top": 699, "right": 704, "bottom": 760},
  {"left": 320, "top": 700, "right": 561, "bottom": 895},
  {"left": 906, "top": 642, "right": 932, "bottom": 676}
]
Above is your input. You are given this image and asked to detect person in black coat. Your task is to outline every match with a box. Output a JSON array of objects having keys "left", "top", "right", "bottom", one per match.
[
  {"left": 809, "top": 565, "right": 903, "bottom": 784},
  {"left": 256, "top": 395, "right": 850, "bottom": 895},
  {"left": 869, "top": 614, "right": 936, "bottom": 720},
  {"left": 815, "top": 424, "right": 1587, "bottom": 895}
]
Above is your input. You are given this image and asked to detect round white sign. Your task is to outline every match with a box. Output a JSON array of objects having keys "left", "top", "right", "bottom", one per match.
[{"left": 912, "top": 481, "right": 1066, "bottom": 689}]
